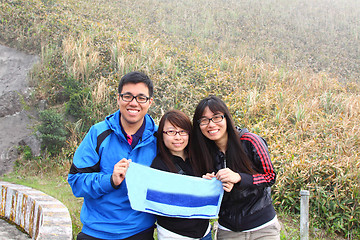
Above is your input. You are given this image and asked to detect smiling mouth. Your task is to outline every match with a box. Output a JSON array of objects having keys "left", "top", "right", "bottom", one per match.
[
  {"left": 208, "top": 129, "right": 219, "bottom": 134},
  {"left": 173, "top": 142, "right": 183, "bottom": 145},
  {"left": 128, "top": 109, "right": 139, "bottom": 113}
]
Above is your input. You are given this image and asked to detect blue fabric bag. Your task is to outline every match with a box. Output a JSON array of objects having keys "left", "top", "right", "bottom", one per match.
[{"left": 126, "top": 162, "right": 224, "bottom": 219}]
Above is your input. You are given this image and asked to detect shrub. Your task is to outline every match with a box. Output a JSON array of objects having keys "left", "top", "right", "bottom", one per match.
[
  {"left": 38, "top": 109, "right": 67, "bottom": 155},
  {"left": 65, "top": 89, "right": 91, "bottom": 120}
]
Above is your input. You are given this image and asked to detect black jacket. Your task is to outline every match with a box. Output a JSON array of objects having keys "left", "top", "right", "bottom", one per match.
[
  {"left": 214, "top": 128, "right": 277, "bottom": 232},
  {"left": 151, "top": 154, "right": 210, "bottom": 238}
]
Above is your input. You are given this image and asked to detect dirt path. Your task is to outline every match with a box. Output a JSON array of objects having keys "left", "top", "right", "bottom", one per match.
[{"left": 0, "top": 45, "right": 39, "bottom": 175}]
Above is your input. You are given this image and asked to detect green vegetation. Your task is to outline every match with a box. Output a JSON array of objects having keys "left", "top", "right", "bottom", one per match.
[
  {"left": 38, "top": 109, "right": 67, "bottom": 155},
  {"left": 1, "top": 0, "right": 359, "bottom": 239}
]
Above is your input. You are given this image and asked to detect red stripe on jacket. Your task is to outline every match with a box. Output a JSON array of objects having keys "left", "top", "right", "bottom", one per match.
[{"left": 241, "top": 133, "right": 275, "bottom": 185}]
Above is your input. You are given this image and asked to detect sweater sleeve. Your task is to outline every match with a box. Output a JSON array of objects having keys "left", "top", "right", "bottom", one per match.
[
  {"left": 67, "top": 126, "right": 115, "bottom": 199},
  {"left": 238, "top": 132, "right": 276, "bottom": 188}
]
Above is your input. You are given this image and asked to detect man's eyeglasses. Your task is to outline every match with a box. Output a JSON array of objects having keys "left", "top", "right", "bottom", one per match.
[
  {"left": 198, "top": 115, "right": 225, "bottom": 126},
  {"left": 119, "top": 93, "right": 150, "bottom": 103},
  {"left": 163, "top": 130, "right": 189, "bottom": 136}
]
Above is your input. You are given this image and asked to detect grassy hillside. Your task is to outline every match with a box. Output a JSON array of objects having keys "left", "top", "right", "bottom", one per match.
[
  {"left": 1, "top": 0, "right": 359, "bottom": 239},
  {"left": 111, "top": 0, "right": 360, "bottom": 83}
]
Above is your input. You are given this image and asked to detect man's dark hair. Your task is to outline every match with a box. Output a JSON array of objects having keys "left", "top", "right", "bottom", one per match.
[{"left": 118, "top": 71, "right": 154, "bottom": 97}]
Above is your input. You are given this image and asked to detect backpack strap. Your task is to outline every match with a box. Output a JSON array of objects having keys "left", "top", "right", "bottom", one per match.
[
  {"left": 236, "top": 126, "right": 249, "bottom": 138},
  {"left": 174, "top": 162, "right": 186, "bottom": 175},
  {"left": 236, "top": 127, "right": 268, "bottom": 146}
]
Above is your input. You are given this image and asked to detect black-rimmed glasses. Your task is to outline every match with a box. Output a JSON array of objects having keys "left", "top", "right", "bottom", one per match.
[
  {"left": 198, "top": 115, "right": 225, "bottom": 126},
  {"left": 163, "top": 130, "right": 189, "bottom": 136},
  {"left": 119, "top": 93, "right": 150, "bottom": 103}
]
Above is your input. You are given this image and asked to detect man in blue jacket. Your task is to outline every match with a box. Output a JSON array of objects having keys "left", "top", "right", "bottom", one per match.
[{"left": 68, "top": 71, "right": 158, "bottom": 240}]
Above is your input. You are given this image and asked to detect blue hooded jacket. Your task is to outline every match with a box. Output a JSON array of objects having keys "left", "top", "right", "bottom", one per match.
[{"left": 68, "top": 110, "right": 158, "bottom": 239}]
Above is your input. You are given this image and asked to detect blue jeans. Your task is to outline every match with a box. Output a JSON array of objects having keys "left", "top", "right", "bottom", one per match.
[{"left": 201, "top": 231, "right": 213, "bottom": 240}]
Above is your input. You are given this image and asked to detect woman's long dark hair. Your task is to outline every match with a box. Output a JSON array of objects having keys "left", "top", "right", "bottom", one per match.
[
  {"left": 157, "top": 110, "right": 193, "bottom": 173},
  {"left": 191, "top": 96, "right": 256, "bottom": 175}
]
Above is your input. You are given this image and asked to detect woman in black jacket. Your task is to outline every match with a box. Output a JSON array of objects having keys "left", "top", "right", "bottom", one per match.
[
  {"left": 151, "top": 109, "right": 212, "bottom": 240},
  {"left": 191, "top": 96, "right": 280, "bottom": 240}
]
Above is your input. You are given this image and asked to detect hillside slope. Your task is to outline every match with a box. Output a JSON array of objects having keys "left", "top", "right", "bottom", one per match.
[
  {"left": 0, "top": 0, "right": 359, "bottom": 238},
  {"left": 0, "top": 44, "right": 39, "bottom": 175}
]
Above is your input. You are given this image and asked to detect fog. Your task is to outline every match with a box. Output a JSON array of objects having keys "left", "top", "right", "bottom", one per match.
[{"left": 128, "top": 0, "right": 360, "bottom": 82}]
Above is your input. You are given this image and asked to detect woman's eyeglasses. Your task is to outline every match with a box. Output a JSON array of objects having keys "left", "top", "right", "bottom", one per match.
[
  {"left": 163, "top": 130, "right": 189, "bottom": 136},
  {"left": 198, "top": 115, "right": 225, "bottom": 126}
]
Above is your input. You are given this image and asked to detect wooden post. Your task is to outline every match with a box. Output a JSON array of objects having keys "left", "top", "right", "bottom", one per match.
[{"left": 300, "top": 190, "right": 310, "bottom": 240}]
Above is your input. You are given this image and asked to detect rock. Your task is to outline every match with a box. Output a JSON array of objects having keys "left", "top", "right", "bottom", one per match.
[
  {"left": 0, "top": 44, "right": 39, "bottom": 176},
  {"left": 0, "top": 146, "right": 18, "bottom": 176},
  {"left": 38, "top": 99, "right": 48, "bottom": 111},
  {"left": 0, "top": 91, "right": 23, "bottom": 117},
  {"left": 18, "top": 132, "right": 42, "bottom": 157}
]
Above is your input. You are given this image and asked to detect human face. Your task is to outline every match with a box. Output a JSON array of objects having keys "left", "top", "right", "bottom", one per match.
[
  {"left": 117, "top": 82, "right": 153, "bottom": 129},
  {"left": 163, "top": 120, "right": 189, "bottom": 159},
  {"left": 199, "top": 107, "right": 228, "bottom": 150}
]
